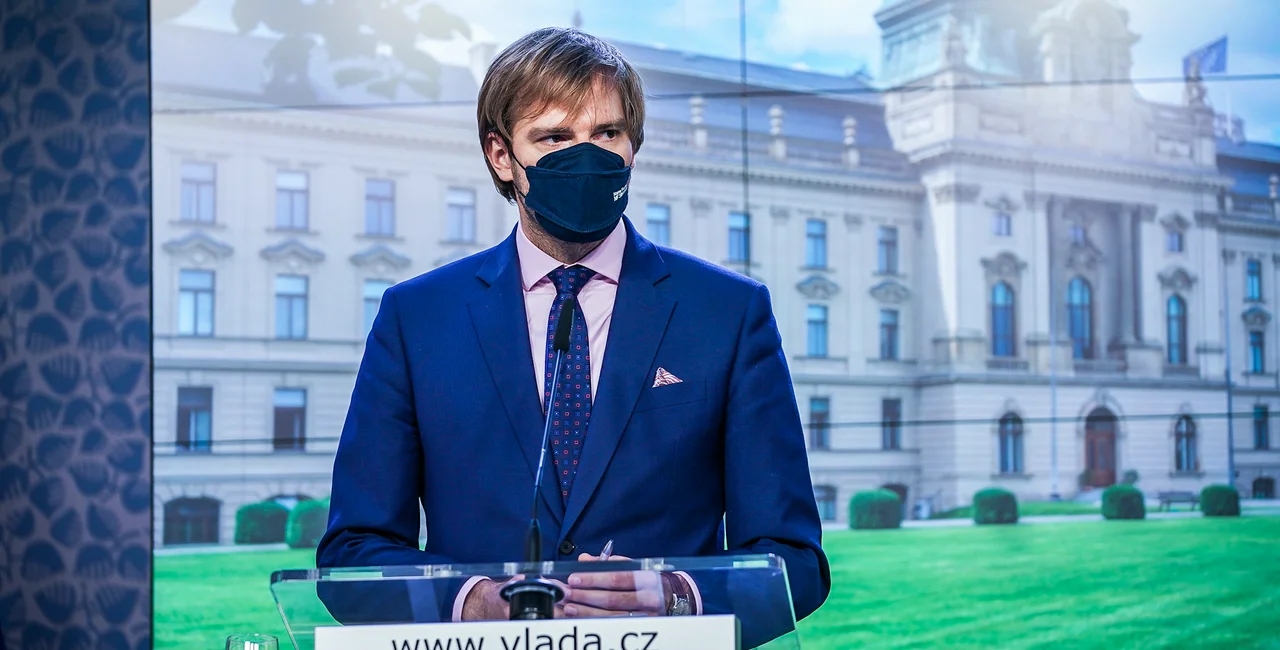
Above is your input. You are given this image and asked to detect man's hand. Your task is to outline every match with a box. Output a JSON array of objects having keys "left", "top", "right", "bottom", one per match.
[
  {"left": 463, "top": 575, "right": 575, "bottom": 621},
  {"left": 561, "top": 554, "right": 667, "bottom": 617}
]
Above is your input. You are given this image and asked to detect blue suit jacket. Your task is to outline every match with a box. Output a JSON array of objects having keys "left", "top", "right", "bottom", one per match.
[{"left": 317, "top": 218, "right": 830, "bottom": 626}]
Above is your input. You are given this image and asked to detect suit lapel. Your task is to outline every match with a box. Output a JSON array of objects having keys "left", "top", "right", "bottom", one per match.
[
  {"left": 562, "top": 220, "right": 673, "bottom": 535},
  {"left": 468, "top": 230, "right": 565, "bottom": 525}
]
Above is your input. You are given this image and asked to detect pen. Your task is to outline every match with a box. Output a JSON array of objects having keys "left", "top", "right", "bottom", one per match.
[{"left": 599, "top": 539, "right": 614, "bottom": 560}]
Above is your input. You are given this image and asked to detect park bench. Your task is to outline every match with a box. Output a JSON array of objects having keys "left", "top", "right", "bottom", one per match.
[{"left": 1156, "top": 490, "right": 1198, "bottom": 511}]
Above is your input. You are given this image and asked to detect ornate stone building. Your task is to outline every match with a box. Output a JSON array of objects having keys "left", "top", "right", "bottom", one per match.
[{"left": 151, "top": 0, "right": 1280, "bottom": 545}]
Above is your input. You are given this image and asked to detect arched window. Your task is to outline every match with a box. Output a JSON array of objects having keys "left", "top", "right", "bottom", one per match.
[
  {"left": 1167, "top": 295, "right": 1187, "bottom": 365},
  {"left": 1253, "top": 477, "right": 1275, "bottom": 499},
  {"left": 1067, "top": 277, "right": 1094, "bottom": 360},
  {"left": 998, "top": 414, "right": 1024, "bottom": 474},
  {"left": 814, "top": 485, "right": 837, "bottom": 522},
  {"left": 163, "top": 497, "right": 221, "bottom": 546},
  {"left": 991, "top": 282, "right": 1016, "bottom": 358},
  {"left": 1174, "top": 416, "right": 1197, "bottom": 473}
]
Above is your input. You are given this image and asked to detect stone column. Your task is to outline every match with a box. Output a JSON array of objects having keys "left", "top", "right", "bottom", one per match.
[{"left": 1118, "top": 206, "right": 1137, "bottom": 345}]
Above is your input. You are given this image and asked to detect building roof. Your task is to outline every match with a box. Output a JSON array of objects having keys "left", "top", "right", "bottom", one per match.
[{"left": 1217, "top": 138, "right": 1280, "bottom": 197}]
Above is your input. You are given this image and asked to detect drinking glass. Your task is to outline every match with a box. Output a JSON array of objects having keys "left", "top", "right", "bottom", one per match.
[{"left": 225, "top": 633, "right": 278, "bottom": 650}]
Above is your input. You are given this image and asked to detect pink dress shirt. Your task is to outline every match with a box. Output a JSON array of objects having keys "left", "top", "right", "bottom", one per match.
[{"left": 452, "top": 220, "right": 700, "bottom": 620}]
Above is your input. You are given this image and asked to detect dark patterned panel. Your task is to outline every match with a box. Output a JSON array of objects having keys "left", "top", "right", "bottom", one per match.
[{"left": 0, "top": 1, "right": 152, "bottom": 648}]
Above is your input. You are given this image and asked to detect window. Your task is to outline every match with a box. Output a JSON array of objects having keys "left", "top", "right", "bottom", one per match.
[
  {"left": 1067, "top": 277, "right": 1094, "bottom": 360},
  {"left": 877, "top": 226, "right": 898, "bottom": 274},
  {"left": 162, "top": 497, "right": 220, "bottom": 546},
  {"left": 992, "top": 212, "right": 1011, "bottom": 237},
  {"left": 1166, "top": 230, "right": 1184, "bottom": 253},
  {"left": 275, "top": 170, "right": 309, "bottom": 230},
  {"left": 273, "top": 388, "right": 307, "bottom": 451},
  {"left": 1069, "top": 225, "right": 1086, "bottom": 243},
  {"left": 805, "top": 219, "right": 827, "bottom": 268},
  {"left": 1249, "top": 331, "right": 1266, "bottom": 373},
  {"left": 1167, "top": 295, "right": 1188, "bottom": 365},
  {"left": 998, "top": 413, "right": 1024, "bottom": 474},
  {"left": 1246, "top": 259, "right": 1263, "bottom": 302},
  {"left": 1174, "top": 415, "right": 1197, "bottom": 473},
  {"left": 728, "top": 211, "right": 750, "bottom": 263},
  {"left": 446, "top": 187, "right": 476, "bottom": 242},
  {"left": 1254, "top": 405, "right": 1270, "bottom": 450},
  {"left": 881, "top": 398, "right": 902, "bottom": 450},
  {"left": 180, "top": 162, "right": 216, "bottom": 223},
  {"left": 363, "top": 280, "right": 392, "bottom": 336},
  {"left": 879, "top": 309, "right": 899, "bottom": 360},
  {"left": 275, "top": 275, "right": 308, "bottom": 340},
  {"left": 176, "top": 387, "right": 212, "bottom": 453},
  {"left": 991, "top": 282, "right": 1016, "bottom": 358},
  {"left": 365, "top": 178, "right": 395, "bottom": 236},
  {"left": 646, "top": 203, "right": 670, "bottom": 246},
  {"left": 177, "top": 269, "right": 214, "bottom": 337},
  {"left": 809, "top": 397, "right": 831, "bottom": 450},
  {"left": 814, "top": 486, "right": 836, "bottom": 522},
  {"left": 1254, "top": 477, "right": 1276, "bottom": 499},
  {"left": 806, "top": 305, "right": 828, "bottom": 358}
]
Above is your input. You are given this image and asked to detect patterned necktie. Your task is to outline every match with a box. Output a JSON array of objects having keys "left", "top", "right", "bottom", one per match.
[{"left": 544, "top": 265, "right": 596, "bottom": 503}]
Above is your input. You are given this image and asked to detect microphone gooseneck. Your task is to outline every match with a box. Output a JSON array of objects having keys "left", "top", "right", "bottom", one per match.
[{"left": 502, "top": 296, "right": 576, "bottom": 620}]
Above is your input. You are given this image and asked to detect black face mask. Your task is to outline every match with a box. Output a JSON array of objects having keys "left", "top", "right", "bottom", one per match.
[{"left": 514, "top": 142, "right": 632, "bottom": 244}]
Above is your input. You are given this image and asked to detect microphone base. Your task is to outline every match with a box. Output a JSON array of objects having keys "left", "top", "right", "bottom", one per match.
[{"left": 500, "top": 577, "right": 565, "bottom": 621}]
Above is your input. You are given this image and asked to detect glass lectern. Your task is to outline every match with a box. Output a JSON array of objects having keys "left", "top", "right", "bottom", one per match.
[{"left": 270, "top": 554, "right": 801, "bottom": 650}]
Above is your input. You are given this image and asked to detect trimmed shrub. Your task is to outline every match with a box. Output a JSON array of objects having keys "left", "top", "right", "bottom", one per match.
[
  {"left": 973, "top": 488, "right": 1018, "bottom": 525},
  {"left": 286, "top": 498, "right": 330, "bottom": 549},
  {"left": 1121, "top": 469, "right": 1140, "bottom": 486},
  {"left": 1102, "top": 485, "right": 1145, "bottom": 520},
  {"left": 850, "top": 490, "right": 902, "bottom": 530},
  {"left": 1200, "top": 484, "right": 1241, "bottom": 517},
  {"left": 234, "top": 501, "right": 290, "bottom": 544}
]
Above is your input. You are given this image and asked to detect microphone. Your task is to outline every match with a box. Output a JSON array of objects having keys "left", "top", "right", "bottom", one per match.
[{"left": 501, "top": 296, "right": 576, "bottom": 620}]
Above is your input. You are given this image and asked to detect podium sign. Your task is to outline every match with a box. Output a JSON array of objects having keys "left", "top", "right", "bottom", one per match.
[
  {"left": 315, "top": 614, "right": 739, "bottom": 650},
  {"left": 272, "top": 555, "right": 800, "bottom": 650}
]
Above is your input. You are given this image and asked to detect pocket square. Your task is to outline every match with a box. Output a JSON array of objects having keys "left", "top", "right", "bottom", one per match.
[{"left": 653, "top": 367, "right": 683, "bottom": 388}]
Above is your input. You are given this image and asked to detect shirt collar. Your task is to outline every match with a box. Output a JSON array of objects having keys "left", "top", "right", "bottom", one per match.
[{"left": 516, "top": 219, "right": 626, "bottom": 291}]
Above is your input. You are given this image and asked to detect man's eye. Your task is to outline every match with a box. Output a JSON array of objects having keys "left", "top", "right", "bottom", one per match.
[{"left": 599, "top": 129, "right": 619, "bottom": 139}]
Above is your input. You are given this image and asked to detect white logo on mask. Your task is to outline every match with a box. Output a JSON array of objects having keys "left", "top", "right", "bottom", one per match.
[{"left": 613, "top": 185, "right": 628, "bottom": 202}]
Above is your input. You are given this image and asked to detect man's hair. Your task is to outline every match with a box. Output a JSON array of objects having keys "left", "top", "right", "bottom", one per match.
[{"left": 477, "top": 27, "right": 646, "bottom": 202}]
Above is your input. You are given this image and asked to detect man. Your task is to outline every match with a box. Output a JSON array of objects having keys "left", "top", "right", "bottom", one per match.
[{"left": 317, "top": 26, "right": 829, "bottom": 632}]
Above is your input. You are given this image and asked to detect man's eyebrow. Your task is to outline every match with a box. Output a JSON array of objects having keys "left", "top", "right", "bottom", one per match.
[{"left": 526, "top": 121, "right": 627, "bottom": 140}]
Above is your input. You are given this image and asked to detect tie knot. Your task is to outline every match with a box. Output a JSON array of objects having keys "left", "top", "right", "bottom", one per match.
[{"left": 549, "top": 265, "right": 595, "bottom": 297}]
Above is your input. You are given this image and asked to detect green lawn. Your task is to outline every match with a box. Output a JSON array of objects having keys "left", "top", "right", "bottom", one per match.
[{"left": 156, "top": 517, "right": 1280, "bottom": 649}]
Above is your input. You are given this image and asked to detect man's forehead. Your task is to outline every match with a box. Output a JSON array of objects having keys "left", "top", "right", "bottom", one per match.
[{"left": 517, "top": 84, "right": 624, "bottom": 130}]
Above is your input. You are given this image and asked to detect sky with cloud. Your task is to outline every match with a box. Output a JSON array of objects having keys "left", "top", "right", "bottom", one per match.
[{"left": 172, "top": 0, "right": 1280, "bottom": 142}]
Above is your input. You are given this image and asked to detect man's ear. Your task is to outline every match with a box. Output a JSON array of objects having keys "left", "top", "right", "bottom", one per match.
[{"left": 485, "top": 131, "right": 515, "bottom": 183}]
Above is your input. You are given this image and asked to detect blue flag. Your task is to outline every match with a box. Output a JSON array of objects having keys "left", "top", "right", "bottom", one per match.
[{"left": 1183, "top": 36, "right": 1227, "bottom": 76}]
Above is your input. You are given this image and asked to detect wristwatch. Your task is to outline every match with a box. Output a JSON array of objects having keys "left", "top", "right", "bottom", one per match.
[{"left": 662, "top": 573, "right": 693, "bottom": 616}]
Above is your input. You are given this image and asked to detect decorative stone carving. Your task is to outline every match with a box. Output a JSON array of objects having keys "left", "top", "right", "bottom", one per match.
[
  {"left": 982, "top": 252, "right": 1027, "bottom": 280},
  {"left": 984, "top": 195, "right": 1020, "bottom": 214},
  {"left": 796, "top": 274, "right": 840, "bottom": 300},
  {"left": 843, "top": 213, "right": 863, "bottom": 229},
  {"left": 942, "top": 14, "right": 966, "bottom": 67},
  {"left": 1065, "top": 240, "right": 1104, "bottom": 272},
  {"left": 869, "top": 280, "right": 912, "bottom": 304},
  {"left": 1242, "top": 306, "right": 1272, "bottom": 331},
  {"left": 1158, "top": 267, "right": 1198, "bottom": 293},
  {"left": 1160, "top": 212, "right": 1191, "bottom": 232},
  {"left": 1223, "top": 250, "right": 1238, "bottom": 264},
  {"left": 350, "top": 244, "right": 411, "bottom": 272},
  {"left": 770, "top": 206, "right": 791, "bottom": 222},
  {"left": 932, "top": 183, "right": 981, "bottom": 204},
  {"left": 690, "top": 198, "right": 712, "bottom": 214},
  {"left": 162, "top": 232, "right": 234, "bottom": 262},
  {"left": 260, "top": 239, "right": 325, "bottom": 267}
]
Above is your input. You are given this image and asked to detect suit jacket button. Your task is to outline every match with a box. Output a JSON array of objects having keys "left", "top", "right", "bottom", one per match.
[{"left": 558, "top": 540, "right": 576, "bottom": 556}]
